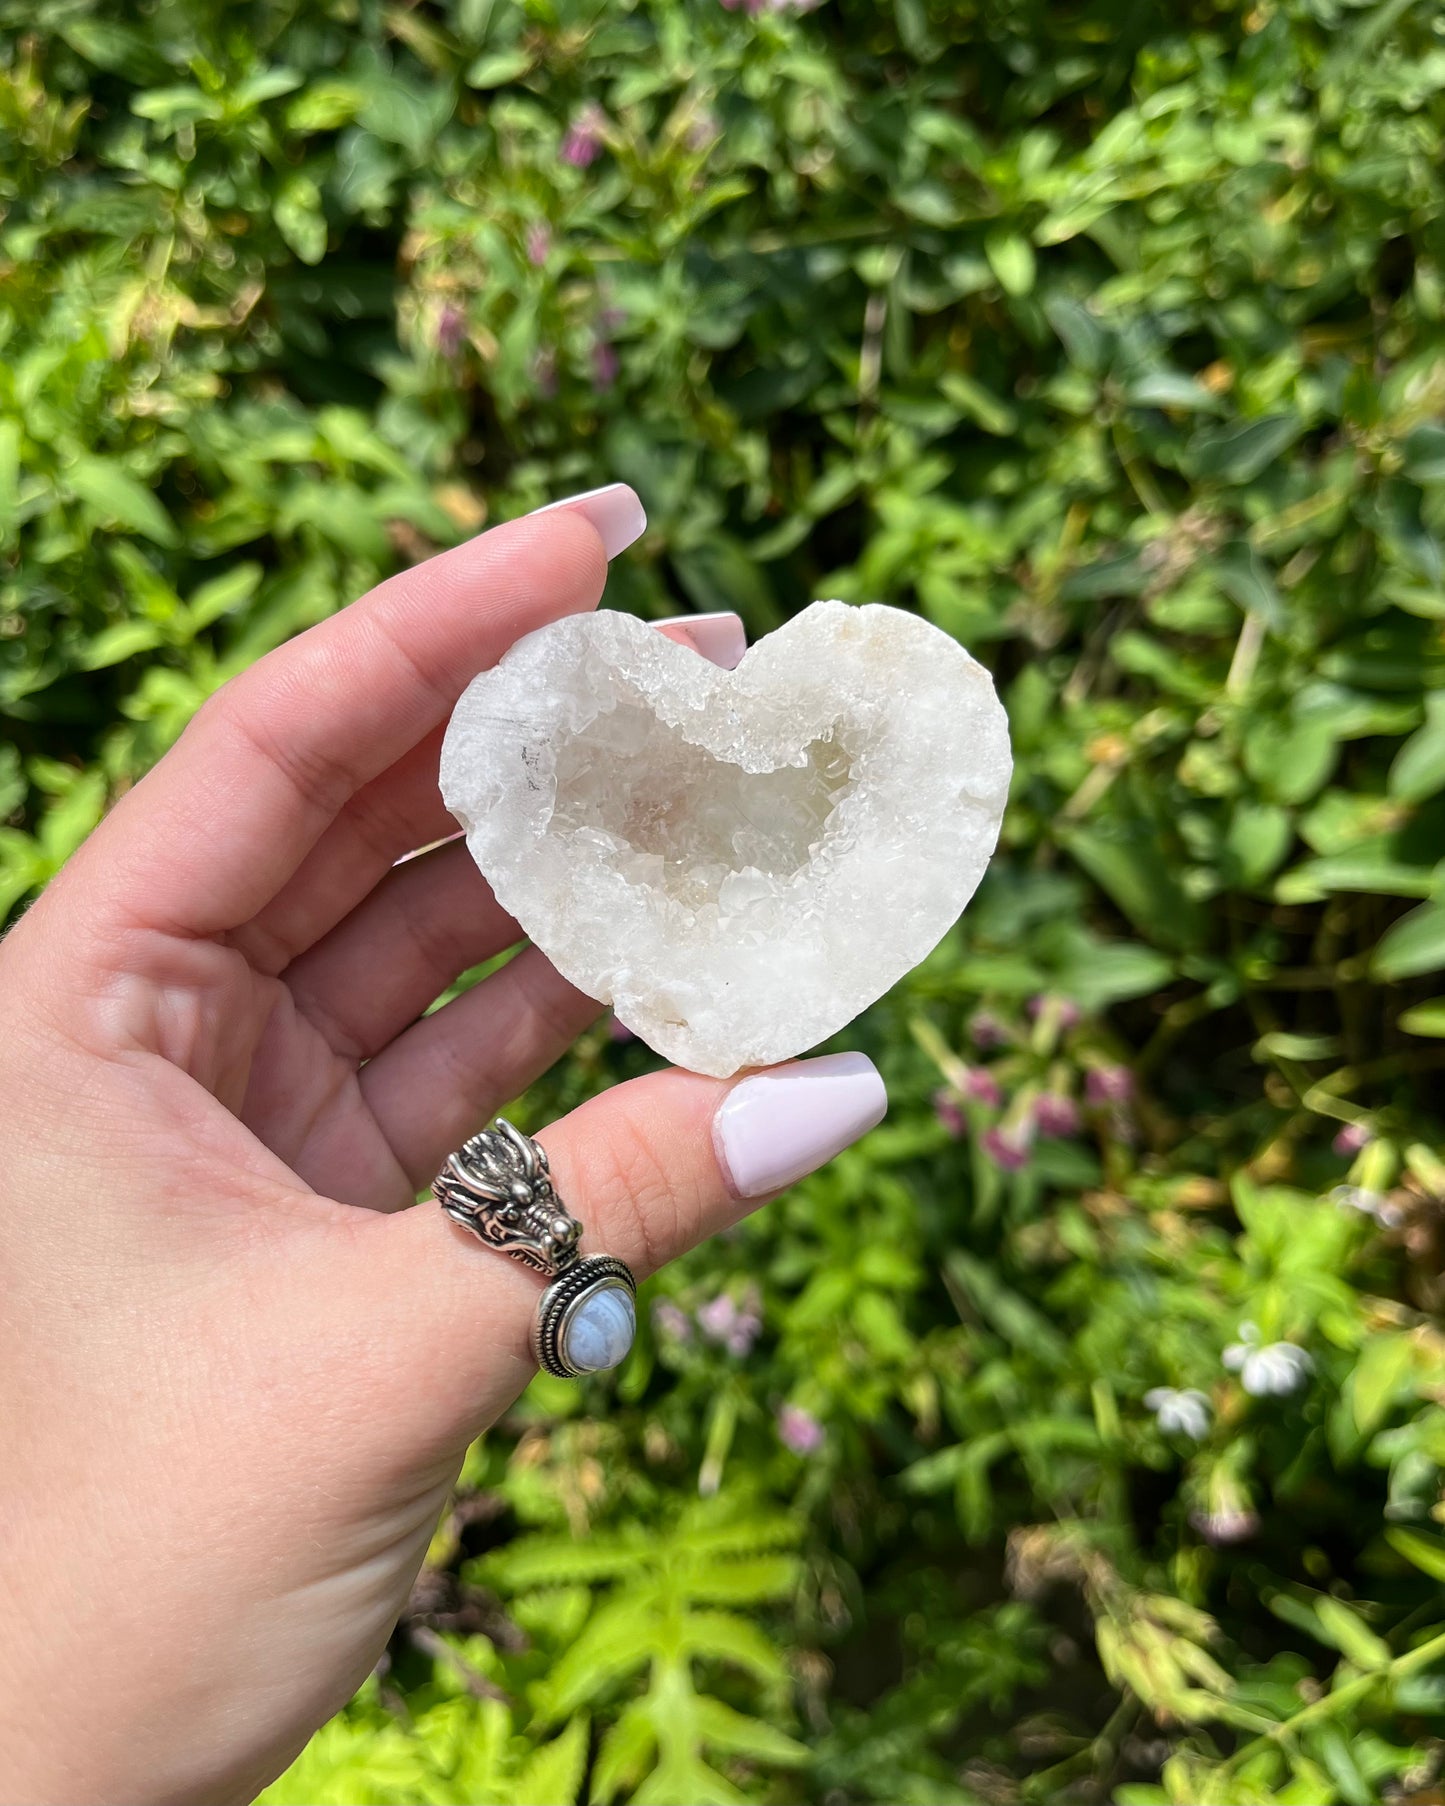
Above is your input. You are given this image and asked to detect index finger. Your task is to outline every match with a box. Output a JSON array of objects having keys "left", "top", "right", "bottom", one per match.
[{"left": 70, "top": 489, "right": 643, "bottom": 940}]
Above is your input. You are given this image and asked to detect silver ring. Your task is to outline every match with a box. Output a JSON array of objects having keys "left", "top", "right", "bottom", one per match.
[{"left": 433, "top": 1118, "right": 637, "bottom": 1380}]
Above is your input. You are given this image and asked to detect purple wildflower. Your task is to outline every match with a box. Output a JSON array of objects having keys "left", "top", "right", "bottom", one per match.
[
  {"left": 592, "top": 338, "right": 618, "bottom": 390},
  {"left": 1027, "top": 994, "right": 1082, "bottom": 1030},
  {"left": 1331, "top": 1185, "right": 1403, "bottom": 1228},
  {"left": 697, "top": 1286, "right": 762, "bottom": 1358},
  {"left": 1333, "top": 1123, "right": 1372, "bottom": 1158},
  {"left": 436, "top": 305, "right": 465, "bottom": 359},
  {"left": 933, "top": 1089, "right": 965, "bottom": 1139},
  {"left": 526, "top": 222, "right": 552, "bottom": 266},
  {"left": 653, "top": 1301, "right": 692, "bottom": 1343},
  {"left": 777, "top": 1404, "right": 825, "bottom": 1456},
  {"left": 982, "top": 1126, "right": 1032, "bottom": 1172},
  {"left": 961, "top": 1066, "right": 1003, "bottom": 1109},
  {"left": 1086, "top": 1065, "right": 1134, "bottom": 1108},
  {"left": 1190, "top": 1505, "right": 1260, "bottom": 1547},
  {"left": 967, "top": 1010, "right": 1009, "bottom": 1050},
  {"left": 1033, "top": 1093, "right": 1081, "bottom": 1139},
  {"left": 561, "top": 105, "right": 607, "bottom": 168}
]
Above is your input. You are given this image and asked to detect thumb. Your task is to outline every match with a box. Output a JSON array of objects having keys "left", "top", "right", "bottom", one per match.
[{"left": 315, "top": 1053, "right": 885, "bottom": 1470}]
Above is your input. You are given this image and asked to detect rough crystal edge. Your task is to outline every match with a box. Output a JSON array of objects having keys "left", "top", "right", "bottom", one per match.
[{"left": 441, "top": 601, "right": 1012, "bottom": 1077}]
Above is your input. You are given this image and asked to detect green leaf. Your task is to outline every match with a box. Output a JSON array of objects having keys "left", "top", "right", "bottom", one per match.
[
  {"left": 1389, "top": 692, "right": 1445, "bottom": 803},
  {"left": 68, "top": 457, "right": 178, "bottom": 548},
  {"left": 1126, "top": 371, "right": 1221, "bottom": 413},
  {"left": 674, "top": 1612, "right": 787, "bottom": 1684},
  {"left": 1314, "top": 1597, "right": 1392, "bottom": 1671},
  {"left": 681, "top": 1555, "right": 800, "bottom": 1606},
  {"left": 230, "top": 68, "right": 304, "bottom": 113},
  {"left": 591, "top": 1708, "right": 657, "bottom": 1805},
  {"left": 1372, "top": 901, "right": 1445, "bottom": 981},
  {"left": 945, "top": 1250, "right": 1069, "bottom": 1364},
  {"left": 1214, "top": 542, "right": 1285, "bottom": 629},
  {"left": 1403, "top": 423, "right": 1445, "bottom": 483},
  {"left": 132, "top": 84, "right": 222, "bottom": 129},
  {"left": 514, "top": 1717, "right": 589, "bottom": 1806},
  {"left": 1351, "top": 1332, "right": 1415, "bottom": 1436},
  {"left": 466, "top": 48, "right": 534, "bottom": 87},
  {"left": 671, "top": 536, "right": 778, "bottom": 632},
  {"left": 0, "top": 418, "right": 21, "bottom": 538},
  {"left": 938, "top": 372, "right": 1018, "bottom": 435},
  {"left": 984, "top": 230, "right": 1036, "bottom": 298},
  {"left": 1309, "top": 1722, "right": 1374, "bottom": 1806},
  {"left": 79, "top": 622, "right": 165, "bottom": 670},
  {"left": 275, "top": 177, "right": 327, "bottom": 265},
  {"left": 1399, "top": 998, "right": 1445, "bottom": 1037},
  {"left": 1386, "top": 1526, "right": 1445, "bottom": 1582},
  {"left": 58, "top": 19, "right": 168, "bottom": 80},
  {"left": 186, "top": 563, "right": 264, "bottom": 632},
  {"left": 692, "top": 1697, "right": 807, "bottom": 1764},
  {"left": 1054, "top": 941, "right": 1174, "bottom": 1009},
  {"left": 1223, "top": 802, "right": 1293, "bottom": 888},
  {"left": 286, "top": 82, "right": 368, "bottom": 132},
  {"left": 1190, "top": 414, "right": 1302, "bottom": 484},
  {"left": 1058, "top": 819, "right": 1208, "bottom": 951},
  {"left": 1043, "top": 295, "right": 1109, "bottom": 374}
]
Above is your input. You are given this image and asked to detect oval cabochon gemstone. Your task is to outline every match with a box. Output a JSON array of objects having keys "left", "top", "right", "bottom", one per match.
[{"left": 564, "top": 1283, "right": 637, "bottom": 1373}]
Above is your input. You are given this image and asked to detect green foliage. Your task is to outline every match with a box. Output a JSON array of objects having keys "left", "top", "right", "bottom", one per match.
[{"left": 7, "top": 0, "right": 1445, "bottom": 1798}]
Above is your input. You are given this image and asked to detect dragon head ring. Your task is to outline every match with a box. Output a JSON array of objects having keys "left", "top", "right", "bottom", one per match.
[{"left": 433, "top": 1118, "right": 583, "bottom": 1275}]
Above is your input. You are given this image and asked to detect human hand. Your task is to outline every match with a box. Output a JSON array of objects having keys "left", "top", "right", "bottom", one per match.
[{"left": 0, "top": 487, "right": 886, "bottom": 1805}]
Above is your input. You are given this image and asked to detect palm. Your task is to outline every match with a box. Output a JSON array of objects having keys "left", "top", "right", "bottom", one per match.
[
  {"left": 220, "top": 950, "right": 417, "bottom": 1212},
  {"left": 1, "top": 503, "right": 778, "bottom": 1806}
]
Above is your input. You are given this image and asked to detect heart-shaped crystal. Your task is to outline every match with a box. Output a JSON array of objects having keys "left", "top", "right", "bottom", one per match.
[{"left": 440, "top": 601, "right": 1011, "bottom": 1077}]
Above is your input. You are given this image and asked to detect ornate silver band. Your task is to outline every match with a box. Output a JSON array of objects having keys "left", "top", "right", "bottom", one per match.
[{"left": 433, "top": 1118, "right": 637, "bottom": 1380}]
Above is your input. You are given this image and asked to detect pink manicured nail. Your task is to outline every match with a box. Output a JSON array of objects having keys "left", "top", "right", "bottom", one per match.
[
  {"left": 529, "top": 483, "right": 646, "bottom": 559},
  {"left": 654, "top": 613, "right": 747, "bottom": 669},
  {"left": 714, "top": 1052, "right": 887, "bottom": 1200}
]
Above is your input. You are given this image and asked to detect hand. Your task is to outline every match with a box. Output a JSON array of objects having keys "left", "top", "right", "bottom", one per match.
[{"left": 0, "top": 487, "right": 886, "bottom": 1806}]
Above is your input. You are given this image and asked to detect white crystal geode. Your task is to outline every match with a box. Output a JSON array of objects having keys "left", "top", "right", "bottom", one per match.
[{"left": 440, "top": 601, "right": 1011, "bottom": 1077}]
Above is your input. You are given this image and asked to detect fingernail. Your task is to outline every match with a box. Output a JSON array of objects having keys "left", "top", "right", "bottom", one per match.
[
  {"left": 713, "top": 1052, "right": 887, "bottom": 1200},
  {"left": 654, "top": 612, "right": 747, "bottom": 669},
  {"left": 529, "top": 483, "right": 646, "bottom": 559}
]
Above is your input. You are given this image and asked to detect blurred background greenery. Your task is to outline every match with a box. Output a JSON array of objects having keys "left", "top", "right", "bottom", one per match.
[{"left": 5, "top": 0, "right": 1445, "bottom": 1799}]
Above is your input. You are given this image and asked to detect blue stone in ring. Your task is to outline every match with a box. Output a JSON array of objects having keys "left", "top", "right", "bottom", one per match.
[
  {"left": 534, "top": 1255, "right": 639, "bottom": 1377},
  {"left": 562, "top": 1283, "right": 636, "bottom": 1373}
]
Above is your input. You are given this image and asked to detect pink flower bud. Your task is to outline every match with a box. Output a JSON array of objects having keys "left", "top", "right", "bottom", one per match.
[
  {"left": 777, "top": 1404, "right": 825, "bottom": 1456},
  {"left": 1085, "top": 1065, "right": 1134, "bottom": 1107},
  {"left": 961, "top": 1066, "right": 1003, "bottom": 1109},
  {"left": 1033, "top": 1093, "right": 1080, "bottom": 1139},
  {"left": 932, "top": 1089, "right": 965, "bottom": 1139},
  {"left": 982, "top": 1126, "right": 1032, "bottom": 1172}
]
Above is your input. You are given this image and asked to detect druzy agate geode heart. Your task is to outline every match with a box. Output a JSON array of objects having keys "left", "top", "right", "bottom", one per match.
[{"left": 440, "top": 601, "right": 1011, "bottom": 1077}]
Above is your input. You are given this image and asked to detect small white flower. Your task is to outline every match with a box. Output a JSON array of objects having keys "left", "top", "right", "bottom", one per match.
[
  {"left": 1223, "top": 1323, "right": 1314, "bottom": 1396},
  {"left": 1331, "top": 1184, "right": 1403, "bottom": 1228},
  {"left": 1144, "top": 1387, "right": 1212, "bottom": 1441}
]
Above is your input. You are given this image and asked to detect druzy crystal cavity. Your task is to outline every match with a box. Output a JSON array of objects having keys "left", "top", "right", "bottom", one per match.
[{"left": 440, "top": 601, "right": 1012, "bottom": 1077}]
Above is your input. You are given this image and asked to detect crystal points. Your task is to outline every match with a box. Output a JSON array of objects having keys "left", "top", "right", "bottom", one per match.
[{"left": 440, "top": 601, "right": 1011, "bottom": 1077}]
